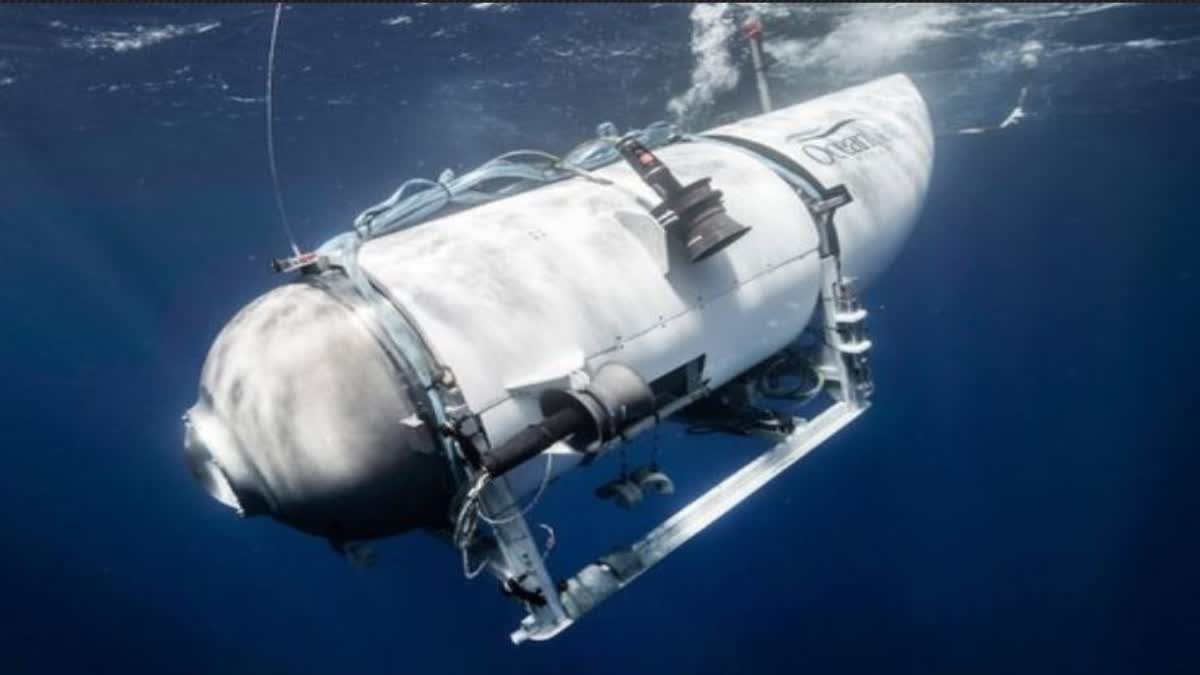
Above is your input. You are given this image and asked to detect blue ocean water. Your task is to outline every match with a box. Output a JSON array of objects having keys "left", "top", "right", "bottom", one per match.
[{"left": 1, "top": 4, "right": 1198, "bottom": 674}]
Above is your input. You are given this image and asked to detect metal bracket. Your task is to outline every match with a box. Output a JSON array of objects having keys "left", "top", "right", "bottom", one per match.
[
  {"left": 478, "top": 478, "right": 573, "bottom": 640},
  {"left": 464, "top": 144, "right": 875, "bottom": 644},
  {"left": 499, "top": 201, "right": 874, "bottom": 643}
]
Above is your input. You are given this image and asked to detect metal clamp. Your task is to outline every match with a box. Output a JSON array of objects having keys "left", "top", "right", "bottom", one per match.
[{"left": 299, "top": 233, "right": 478, "bottom": 481}]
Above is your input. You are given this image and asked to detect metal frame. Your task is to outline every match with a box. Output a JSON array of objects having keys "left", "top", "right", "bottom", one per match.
[
  {"left": 474, "top": 171, "right": 875, "bottom": 643},
  {"left": 300, "top": 142, "right": 876, "bottom": 646}
]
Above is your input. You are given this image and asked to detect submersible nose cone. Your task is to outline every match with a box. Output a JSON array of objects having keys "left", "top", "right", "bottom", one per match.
[
  {"left": 184, "top": 405, "right": 269, "bottom": 517},
  {"left": 183, "top": 281, "right": 456, "bottom": 540}
]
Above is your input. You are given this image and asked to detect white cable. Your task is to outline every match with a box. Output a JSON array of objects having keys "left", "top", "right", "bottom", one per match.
[
  {"left": 266, "top": 3, "right": 300, "bottom": 256},
  {"left": 477, "top": 451, "right": 555, "bottom": 526},
  {"left": 452, "top": 473, "right": 490, "bottom": 549},
  {"left": 537, "top": 523, "right": 557, "bottom": 561},
  {"left": 462, "top": 546, "right": 489, "bottom": 579},
  {"left": 454, "top": 454, "right": 556, "bottom": 579}
]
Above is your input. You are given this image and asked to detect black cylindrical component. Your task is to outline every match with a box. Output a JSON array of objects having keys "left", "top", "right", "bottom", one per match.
[
  {"left": 481, "top": 363, "right": 655, "bottom": 478},
  {"left": 672, "top": 179, "right": 752, "bottom": 263},
  {"left": 616, "top": 138, "right": 685, "bottom": 197},
  {"left": 481, "top": 405, "right": 589, "bottom": 477},
  {"left": 617, "top": 140, "right": 751, "bottom": 264}
]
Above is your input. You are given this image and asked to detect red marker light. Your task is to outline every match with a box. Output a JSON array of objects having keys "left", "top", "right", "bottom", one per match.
[{"left": 742, "top": 17, "right": 763, "bottom": 41}]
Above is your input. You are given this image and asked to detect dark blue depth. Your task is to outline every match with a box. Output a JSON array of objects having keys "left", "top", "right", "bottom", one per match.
[{"left": 1, "top": 4, "right": 1198, "bottom": 674}]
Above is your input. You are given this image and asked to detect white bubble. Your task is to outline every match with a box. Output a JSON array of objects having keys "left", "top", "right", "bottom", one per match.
[{"left": 1019, "top": 40, "right": 1044, "bottom": 69}]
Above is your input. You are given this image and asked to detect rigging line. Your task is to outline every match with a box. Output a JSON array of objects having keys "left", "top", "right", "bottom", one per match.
[
  {"left": 266, "top": 3, "right": 300, "bottom": 256},
  {"left": 477, "top": 451, "right": 555, "bottom": 526}
]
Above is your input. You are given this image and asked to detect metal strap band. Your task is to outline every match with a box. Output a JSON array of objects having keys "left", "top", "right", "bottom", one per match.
[{"left": 314, "top": 232, "right": 472, "bottom": 474}]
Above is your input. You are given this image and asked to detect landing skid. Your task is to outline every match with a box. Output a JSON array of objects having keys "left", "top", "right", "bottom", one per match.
[{"left": 514, "top": 399, "right": 864, "bottom": 643}]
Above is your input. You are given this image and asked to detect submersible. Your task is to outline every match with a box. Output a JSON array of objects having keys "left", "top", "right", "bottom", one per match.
[{"left": 184, "top": 73, "right": 933, "bottom": 642}]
